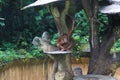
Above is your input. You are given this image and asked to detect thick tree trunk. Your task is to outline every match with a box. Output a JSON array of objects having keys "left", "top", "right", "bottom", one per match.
[
  {"left": 91, "top": 15, "right": 120, "bottom": 74},
  {"left": 81, "top": 0, "right": 120, "bottom": 75},
  {"left": 81, "top": 0, "right": 100, "bottom": 74},
  {"left": 48, "top": 0, "right": 77, "bottom": 80},
  {"left": 48, "top": 0, "right": 120, "bottom": 77}
]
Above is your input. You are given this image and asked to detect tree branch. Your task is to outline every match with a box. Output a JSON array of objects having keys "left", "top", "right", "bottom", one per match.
[
  {"left": 99, "top": 25, "right": 120, "bottom": 58},
  {"left": 49, "top": 1, "right": 71, "bottom": 34},
  {"left": 81, "top": 0, "right": 92, "bottom": 18},
  {"left": 62, "top": 0, "right": 70, "bottom": 16}
]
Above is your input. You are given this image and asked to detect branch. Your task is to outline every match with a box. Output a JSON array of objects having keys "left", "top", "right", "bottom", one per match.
[
  {"left": 81, "top": 0, "right": 92, "bottom": 18},
  {"left": 100, "top": 33, "right": 115, "bottom": 57},
  {"left": 49, "top": 1, "right": 71, "bottom": 34},
  {"left": 100, "top": 25, "right": 120, "bottom": 57},
  {"left": 60, "top": 0, "right": 70, "bottom": 34},
  {"left": 115, "top": 26, "right": 120, "bottom": 38},
  {"left": 61, "top": 0, "right": 70, "bottom": 16},
  {"left": 81, "top": 0, "right": 99, "bottom": 50}
]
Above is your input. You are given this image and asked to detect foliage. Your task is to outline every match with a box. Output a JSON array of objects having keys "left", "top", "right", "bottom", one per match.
[
  {"left": 0, "top": 0, "right": 119, "bottom": 62},
  {"left": 0, "top": 18, "right": 5, "bottom": 27},
  {"left": 0, "top": 0, "right": 56, "bottom": 42},
  {"left": 0, "top": 42, "right": 45, "bottom": 65},
  {"left": 111, "top": 39, "right": 120, "bottom": 53},
  {"left": 98, "top": 13, "right": 108, "bottom": 38},
  {"left": 71, "top": 10, "right": 89, "bottom": 57},
  {"left": 72, "top": 9, "right": 119, "bottom": 57},
  {"left": 51, "top": 33, "right": 58, "bottom": 45},
  {"left": 74, "top": 9, "right": 89, "bottom": 43},
  {"left": 0, "top": 0, "right": 56, "bottom": 63}
]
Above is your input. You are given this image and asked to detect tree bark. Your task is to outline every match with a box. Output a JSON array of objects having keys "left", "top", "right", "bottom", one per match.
[
  {"left": 91, "top": 15, "right": 120, "bottom": 74},
  {"left": 48, "top": 0, "right": 77, "bottom": 79},
  {"left": 81, "top": 0, "right": 100, "bottom": 74},
  {"left": 81, "top": 0, "right": 120, "bottom": 75},
  {"left": 48, "top": 0, "right": 120, "bottom": 76}
]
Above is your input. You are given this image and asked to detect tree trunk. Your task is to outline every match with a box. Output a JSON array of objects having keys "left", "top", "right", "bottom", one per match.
[
  {"left": 81, "top": 0, "right": 100, "bottom": 74},
  {"left": 47, "top": 0, "right": 120, "bottom": 77},
  {"left": 91, "top": 15, "right": 120, "bottom": 75},
  {"left": 81, "top": 0, "right": 120, "bottom": 75},
  {"left": 48, "top": 0, "right": 77, "bottom": 80}
]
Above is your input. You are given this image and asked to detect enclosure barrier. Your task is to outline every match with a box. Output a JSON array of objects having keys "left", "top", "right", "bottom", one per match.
[{"left": 0, "top": 57, "right": 119, "bottom": 80}]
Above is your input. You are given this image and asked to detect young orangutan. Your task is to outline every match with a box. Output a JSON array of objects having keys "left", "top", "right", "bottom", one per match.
[{"left": 57, "top": 19, "right": 75, "bottom": 51}]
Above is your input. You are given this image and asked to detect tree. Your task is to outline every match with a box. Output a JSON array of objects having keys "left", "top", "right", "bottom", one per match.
[
  {"left": 81, "top": 0, "right": 120, "bottom": 75},
  {"left": 41, "top": 1, "right": 79, "bottom": 80},
  {"left": 49, "top": 0, "right": 120, "bottom": 76},
  {"left": 47, "top": 0, "right": 120, "bottom": 75},
  {"left": 22, "top": 0, "right": 120, "bottom": 79},
  {"left": 22, "top": 0, "right": 80, "bottom": 80}
]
